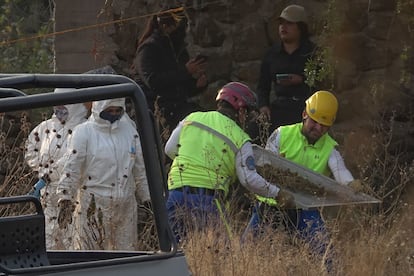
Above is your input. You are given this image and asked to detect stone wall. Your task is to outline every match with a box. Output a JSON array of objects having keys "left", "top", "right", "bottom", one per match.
[
  {"left": 54, "top": 0, "right": 414, "bottom": 174},
  {"left": 54, "top": 0, "right": 118, "bottom": 73}
]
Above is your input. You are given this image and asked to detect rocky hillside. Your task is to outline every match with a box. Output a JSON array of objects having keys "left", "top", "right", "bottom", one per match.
[
  {"left": 82, "top": 0, "right": 414, "bottom": 171},
  {"left": 55, "top": 0, "right": 414, "bottom": 194}
]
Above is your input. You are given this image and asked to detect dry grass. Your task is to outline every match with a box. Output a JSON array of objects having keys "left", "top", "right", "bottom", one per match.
[
  {"left": 0, "top": 110, "right": 413, "bottom": 275},
  {"left": 182, "top": 222, "right": 322, "bottom": 276},
  {"left": 174, "top": 115, "right": 414, "bottom": 275},
  {"left": 178, "top": 202, "right": 414, "bottom": 276},
  {"left": 0, "top": 111, "right": 37, "bottom": 216}
]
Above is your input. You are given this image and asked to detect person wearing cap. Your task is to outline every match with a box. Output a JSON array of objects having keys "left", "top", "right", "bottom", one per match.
[
  {"left": 164, "top": 81, "right": 294, "bottom": 243},
  {"left": 133, "top": 7, "right": 208, "bottom": 141},
  {"left": 244, "top": 91, "right": 363, "bottom": 272},
  {"left": 249, "top": 4, "right": 317, "bottom": 145}
]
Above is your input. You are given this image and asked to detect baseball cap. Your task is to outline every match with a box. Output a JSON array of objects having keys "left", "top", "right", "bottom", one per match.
[{"left": 279, "top": 5, "right": 307, "bottom": 23}]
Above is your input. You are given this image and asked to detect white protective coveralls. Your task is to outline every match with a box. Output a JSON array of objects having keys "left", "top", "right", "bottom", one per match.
[
  {"left": 57, "top": 98, "right": 150, "bottom": 250},
  {"left": 25, "top": 88, "right": 88, "bottom": 250}
]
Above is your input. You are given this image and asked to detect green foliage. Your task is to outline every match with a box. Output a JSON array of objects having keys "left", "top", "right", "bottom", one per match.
[
  {"left": 304, "top": 0, "right": 344, "bottom": 90},
  {"left": 305, "top": 47, "right": 335, "bottom": 90},
  {"left": 399, "top": 45, "right": 411, "bottom": 87},
  {"left": 397, "top": 0, "right": 414, "bottom": 91},
  {"left": 0, "top": 0, "right": 54, "bottom": 73},
  {"left": 396, "top": 0, "right": 414, "bottom": 25}
]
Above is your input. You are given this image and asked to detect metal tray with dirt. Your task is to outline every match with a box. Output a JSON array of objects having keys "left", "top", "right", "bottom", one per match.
[{"left": 253, "top": 145, "right": 381, "bottom": 209}]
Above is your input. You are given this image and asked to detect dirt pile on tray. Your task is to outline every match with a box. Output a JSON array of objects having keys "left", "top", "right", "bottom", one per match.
[{"left": 256, "top": 164, "right": 327, "bottom": 197}]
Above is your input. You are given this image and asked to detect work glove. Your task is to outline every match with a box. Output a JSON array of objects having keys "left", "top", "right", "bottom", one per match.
[
  {"left": 138, "top": 200, "right": 153, "bottom": 223},
  {"left": 348, "top": 179, "right": 367, "bottom": 193},
  {"left": 275, "top": 189, "right": 296, "bottom": 209},
  {"left": 28, "top": 178, "right": 46, "bottom": 198},
  {"left": 58, "top": 200, "right": 75, "bottom": 229},
  {"left": 137, "top": 200, "right": 153, "bottom": 236}
]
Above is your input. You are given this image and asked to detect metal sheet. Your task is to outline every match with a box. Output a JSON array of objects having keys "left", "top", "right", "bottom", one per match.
[{"left": 253, "top": 145, "right": 381, "bottom": 209}]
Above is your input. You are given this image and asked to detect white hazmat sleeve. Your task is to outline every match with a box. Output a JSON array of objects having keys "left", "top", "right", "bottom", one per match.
[{"left": 236, "top": 142, "right": 280, "bottom": 198}]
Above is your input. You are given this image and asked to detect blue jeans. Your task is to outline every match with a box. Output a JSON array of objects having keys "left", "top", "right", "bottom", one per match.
[
  {"left": 243, "top": 202, "right": 333, "bottom": 272},
  {"left": 166, "top": 187, "right": 226, "bottom": 243}
]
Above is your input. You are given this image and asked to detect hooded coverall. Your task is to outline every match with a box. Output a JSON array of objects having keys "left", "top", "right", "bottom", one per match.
[
  {"left": 25, "top": 88, "right": 88, "bottom": 250},
  {"left": 57, "top": 98, "right": 150, "bottom": 250}
]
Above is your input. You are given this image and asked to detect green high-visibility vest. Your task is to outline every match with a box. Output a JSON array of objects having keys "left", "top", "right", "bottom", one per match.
[
  {"left": 257, "top": 122, "right": 338, "bottom": 206},
  {"left": 168, "top": 111, "right": 250, "bottom": 196}
]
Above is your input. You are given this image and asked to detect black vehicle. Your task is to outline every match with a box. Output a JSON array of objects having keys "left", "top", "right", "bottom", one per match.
[{"left": 0, "top": 74, "right": 190, "bottom": 276}]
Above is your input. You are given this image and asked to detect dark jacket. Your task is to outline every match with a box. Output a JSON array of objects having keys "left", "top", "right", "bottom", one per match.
[
  {"left": 134, "top": 30, "right": 203, "bottom": 129},
  {"left": 134, "top": 31, "right": 201, "bottom": 116},
  {"left": 257, "top": 39, "right": 316, "bottom": 108}
]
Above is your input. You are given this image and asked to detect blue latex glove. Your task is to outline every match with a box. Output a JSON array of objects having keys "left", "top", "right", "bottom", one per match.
[{"left": 28, "top": 178, "right": 46, "bottom": 198}]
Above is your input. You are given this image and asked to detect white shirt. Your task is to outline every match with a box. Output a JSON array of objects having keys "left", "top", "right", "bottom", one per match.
[{"left": 266, "top": 128, "right": 354, "bottom": 185}]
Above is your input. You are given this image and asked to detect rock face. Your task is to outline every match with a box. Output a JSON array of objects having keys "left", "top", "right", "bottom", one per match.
[{"left": 54, "top": 0, "right": 414, "bottom": 176}]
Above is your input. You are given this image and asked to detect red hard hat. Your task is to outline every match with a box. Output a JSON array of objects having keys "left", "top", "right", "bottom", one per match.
[{"left": 216, "top": 82, "right": 257, "bottom": 111}]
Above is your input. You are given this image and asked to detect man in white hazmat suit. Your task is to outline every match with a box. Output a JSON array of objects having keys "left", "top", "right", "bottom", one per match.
[
  {"left": 25, "top": 88, "right": 90, "bottom": 250},
  {"left": 56, "top": 98, "right": 150, "bottom": 250}
]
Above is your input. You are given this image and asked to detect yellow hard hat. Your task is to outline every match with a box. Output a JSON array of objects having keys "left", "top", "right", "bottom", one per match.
[{"left": 305, "top": 91, "right": 338, "bottom": 126}]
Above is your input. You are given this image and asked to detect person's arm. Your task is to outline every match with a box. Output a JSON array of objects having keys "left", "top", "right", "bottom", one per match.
[
  {"left": 57, "top": 125, "right": 87, "bottom": 201},
  {"left": 267, "top": 129, "right": 354, "bottom": 185},
  {"left": 265, "top": 127, "right": 281, "bottom": 154},
  {"left": 133, "top": 134, "right": 151, "bottom": 203},
  {"left": 328, "top": 148, "right": 354, "bottom": 185},
  {"left": 165, "top": 120, "right": 184, "bottom": 160},
  {"left": 56, "top": 124, "right": 87, "bottom": 229},
  {"left": 236, "top": 141, "right": 280, "bottom": 198},
  {"left": 25, "top": 122, "right": 47, "bottom": 174},
  {"left": 135, "top": 44, "right": 194, "bottom": 95}
]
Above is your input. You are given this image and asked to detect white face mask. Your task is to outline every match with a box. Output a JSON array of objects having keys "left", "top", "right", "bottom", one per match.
[{"left": 53, "top": 106, "right": 69, "bottom": 123}]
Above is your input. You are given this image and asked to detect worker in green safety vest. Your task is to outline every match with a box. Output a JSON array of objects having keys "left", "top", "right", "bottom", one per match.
[
  {"left": 243, "top": 90, "right": 365, "bottom": 273},
  {"left": 165, "top": 81, "right": 295, "bottom": 243}
]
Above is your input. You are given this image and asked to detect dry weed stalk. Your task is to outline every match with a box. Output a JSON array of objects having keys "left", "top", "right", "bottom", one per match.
[
  {"left": 152, "top": 97, "right": 171, "bottom": 143},
  {"left": 0, "top": 111, "right": 36, "bottom": 216},
  {"left": 137, "top": 202, "right": 157, "bottom": 250},
  {"left": 175, "top": 110, "right": 414, "bottom": 275},
  {"left": 358, "top": 114, "right": 414, "bottom": 224},
  {"left": 0, "top": 97, "right": 413, "bottom": 274}
]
